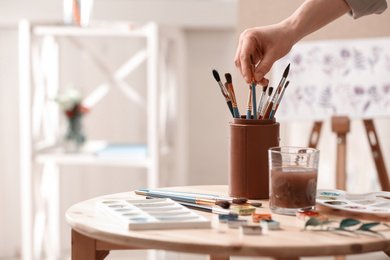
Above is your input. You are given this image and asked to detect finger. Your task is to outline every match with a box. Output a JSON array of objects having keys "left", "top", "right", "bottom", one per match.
[
  {"left": 254, "top": 52, "right": 276, "bottom": 83},
  {"left": 259, "top": 77, "right": 269, "bottom": 86},
  {"left": 239, "top": 39, "right": 256, "bottom": 84},
  {"left": 252, "top": 51, "right": 263, "bottom": 84},
  {"left": 235, "top": 31, "right": 251, "bottom": 79},
  {"left": 252, "top": 52, "right": 261, "bottom": 67},
  {"left": 234, "top": 36, "right": 244, "bottom": 76}
]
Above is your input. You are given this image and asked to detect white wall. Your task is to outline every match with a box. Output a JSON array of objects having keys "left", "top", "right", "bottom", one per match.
[
  {"left": 0, "top": 27, "right": 21, "bottom": 258},
  {"left": 187, "top": 29, "right": 236, "bottom": 185},
  {"left": 0, "top": 0, "right": 238, "bottom": 258}
]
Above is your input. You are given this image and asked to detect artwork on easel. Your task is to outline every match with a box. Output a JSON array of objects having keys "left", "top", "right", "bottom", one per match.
[{"left": 273, "top": 37, "right": 390, "bottom": 121}]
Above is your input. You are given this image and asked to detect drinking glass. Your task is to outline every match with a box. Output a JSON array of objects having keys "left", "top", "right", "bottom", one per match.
[{"left": 268, "top": 146, "right": 320, "bottom": 215}]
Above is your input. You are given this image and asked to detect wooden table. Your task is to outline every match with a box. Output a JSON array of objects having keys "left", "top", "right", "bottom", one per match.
[{"left": 66, "top": 185, "right": 390, "bottom": 260}]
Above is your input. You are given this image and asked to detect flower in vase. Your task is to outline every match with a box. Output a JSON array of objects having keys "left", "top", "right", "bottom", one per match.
[{"left": 55, "top": 85, "right": 89, "bottom": 151}]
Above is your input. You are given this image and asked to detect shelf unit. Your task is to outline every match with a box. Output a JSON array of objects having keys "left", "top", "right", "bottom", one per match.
[{"left": 18, "top": 20, "right": 162, "bottom": 260}]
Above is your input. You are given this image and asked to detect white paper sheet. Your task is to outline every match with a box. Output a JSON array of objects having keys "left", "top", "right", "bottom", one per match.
[{"left": 272, "top": 37, "right": 390, "bottom": 121}]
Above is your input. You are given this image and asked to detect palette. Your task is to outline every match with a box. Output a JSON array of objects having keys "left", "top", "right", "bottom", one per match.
[
  {"left": 316, "top": 189, "right": 390, "bottom": 215},
  {"left": 96, "top": 198, "right": 211, "bottom": 230}
]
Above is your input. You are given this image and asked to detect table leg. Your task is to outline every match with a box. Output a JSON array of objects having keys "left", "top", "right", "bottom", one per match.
[
  {"left": 207, "top": 256, "right": 229, "bottom": 260},
  {"left": 274, "top": 257, "right": 299, "bottom": 260},
  {"left": 72, "top": 229, "right": 110, "bottom": 260}
]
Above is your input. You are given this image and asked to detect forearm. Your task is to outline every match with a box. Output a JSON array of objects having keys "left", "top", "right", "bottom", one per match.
[{"left": 282, "top": 0, "right": 351, "bottom": 44}]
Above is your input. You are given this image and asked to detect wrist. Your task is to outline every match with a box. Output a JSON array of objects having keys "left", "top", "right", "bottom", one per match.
[
  {"left": 278, "top": 18, "right": 303, "bottom": 46},
  {"left": 280, "top": 0, "right": 351, "bottom": 44}
]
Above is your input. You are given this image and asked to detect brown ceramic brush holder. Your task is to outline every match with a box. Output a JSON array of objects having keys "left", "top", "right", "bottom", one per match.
[{"left": 228, "top": 117, "right": 280, "bottom": 199}]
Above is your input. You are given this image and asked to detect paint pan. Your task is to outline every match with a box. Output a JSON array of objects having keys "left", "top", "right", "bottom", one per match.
[{"left": 96, "top": 198, "right": 211, "bottom": 230}]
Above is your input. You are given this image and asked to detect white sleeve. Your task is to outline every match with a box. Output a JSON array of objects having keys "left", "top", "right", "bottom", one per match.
[{"left": 344, "top": 0, "right": 387, "bottom": 18}]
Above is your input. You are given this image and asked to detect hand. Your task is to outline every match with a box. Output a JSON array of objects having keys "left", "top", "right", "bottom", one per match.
[
  {"left": 234, "top": 0, "right": 352, "bottom": 85},
  {"left": 234, "top": 22, "right": 295, "bottom": 85}
]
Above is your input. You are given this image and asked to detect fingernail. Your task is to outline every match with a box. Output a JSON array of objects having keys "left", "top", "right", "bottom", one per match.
[{"left": 244, "top": 75, "right": 249, "bottom": 83}]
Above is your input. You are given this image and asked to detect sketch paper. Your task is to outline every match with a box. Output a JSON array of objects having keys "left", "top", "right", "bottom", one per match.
[{"left": 272, "top": 37, "right": 390, "bottom": 121}]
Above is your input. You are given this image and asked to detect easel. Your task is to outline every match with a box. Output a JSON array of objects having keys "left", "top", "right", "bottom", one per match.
[{"left": 308, "top": 116, "right": 390, "bottom": 191}]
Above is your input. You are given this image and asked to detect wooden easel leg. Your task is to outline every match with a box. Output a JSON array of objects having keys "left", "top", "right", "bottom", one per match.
[
  {"left": 331, "top": 116, "right": 350, "bottom": 190},
  {"left": 363, "top": 119, "right": 390, "bottom": 191},
  {"left": 308, "top": 121, "right": 323, "bottom": 149},
  {"left": 72, "top": 229, "right": 110, "bottom": 260}
]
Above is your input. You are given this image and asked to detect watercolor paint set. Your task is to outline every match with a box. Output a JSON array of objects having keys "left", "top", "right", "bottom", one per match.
[
  {"left": 316, "top": 189, "right": 390, "bottom": 215},
  {"left": 96, "top": 198, "right": 211, "bottom": 230}
]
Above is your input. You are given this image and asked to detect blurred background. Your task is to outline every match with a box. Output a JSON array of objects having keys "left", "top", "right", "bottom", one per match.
[{"left": 1, "top": 0, "right": 390, "bottom": 259}]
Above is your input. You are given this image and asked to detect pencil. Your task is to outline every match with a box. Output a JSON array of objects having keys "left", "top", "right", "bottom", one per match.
[{"left": 212, "top": 69, "right": 234, "bottom": 117}]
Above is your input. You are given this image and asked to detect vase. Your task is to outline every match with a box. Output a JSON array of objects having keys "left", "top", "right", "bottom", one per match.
[
  {"left": 63, "top": 113, "right": 86, "bottom": 153},
  {"left": 63, "top": 0, "right": 94, "bottom": 27}
]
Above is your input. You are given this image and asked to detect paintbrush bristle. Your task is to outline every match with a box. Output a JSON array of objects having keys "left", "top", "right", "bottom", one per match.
[
  {"left": 284, "top": 81, "right": 290, "bottom": 88},
  {"left": 231, "top": 198, "right": 248, "bottom": 204},
  {"left": 215, "top": 200, "right": 231, "bottom": 209},
  {"left": 250, "top": 202, "right": 263, "bottom": 207},
  {"left": 262, "top": 80, "right": 269, "bottom": 92},
  {"left": 268, "top": 87, "right": 274, "bottom": 96},
  {"left": 212, "top": 69, "right": 221, "bottom": 82},
  {"left": 283, "top": 63, "right": 290, "bottom": 77},
  {"left": 225, "top": 73, "right": 232, "bottom": 84}
]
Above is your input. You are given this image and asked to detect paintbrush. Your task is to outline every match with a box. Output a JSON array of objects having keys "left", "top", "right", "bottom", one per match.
[
  {"left": 268, "top": 83, "right": 283, "bottom": 119},
  {"left": 262, "top": 86, "right": 279, "bottom": 119},
  {"left": 246, "top": 85, "right": 252, "bottom": 119},
  {"left": 259, "top": 87, "right": 273, "bottom": 119},
  {"left": 146, "top": 196, "right": 238, "bottom": 216},
  {"left": 262, "top": 64, "right": 290, "bottom": 119},
  {"left": 250, "top": 55, "right": 257, "bottom": 119},
  {"left": 246, "top": 201, "right": 263, "bottom": 207},
  {"left": 276, "top": 63, "right": 290, "bottom": 94},
  {"left": 272, "top": 81, "right": 290, "bottom": 117},
  {"left": 136, "top": 190, "right": 231, "bottom": 209},
  {"left": 269, "top": 65, "right": 290, "bottom": 119},
  {"left": 212, "top": 69, "right": 234, "bottom": 117},
  {"left": 256, "top": 80, "right": 268, "bottom": 119},
  {"left": 224, "top": 73, "right": 240, "bottom": 118},
  {"left": 136, "top": 189, "right": 248, "bottom": 204}
]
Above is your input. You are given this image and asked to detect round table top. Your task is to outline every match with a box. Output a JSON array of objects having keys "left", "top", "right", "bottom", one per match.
[{"left": 66, "top": 185, "right": 390, "bottom": 258}]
